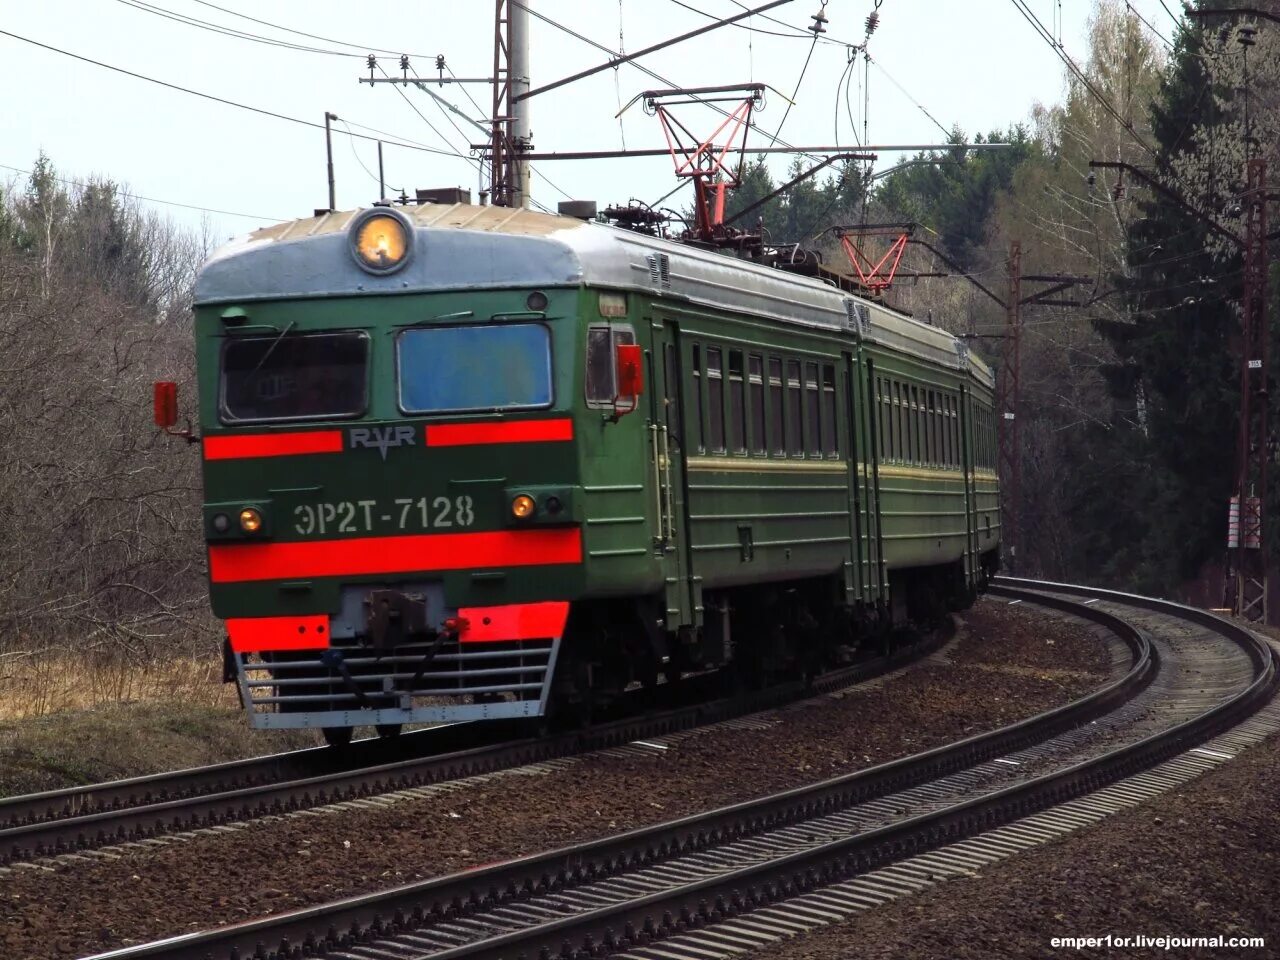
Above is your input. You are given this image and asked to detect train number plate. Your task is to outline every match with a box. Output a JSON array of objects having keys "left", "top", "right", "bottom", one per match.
[{"left": 293, "top": 496, "right": 475, "bottom": 536}]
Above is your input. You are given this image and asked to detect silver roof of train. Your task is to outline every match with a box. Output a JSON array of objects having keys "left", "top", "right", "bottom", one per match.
[{"left": 196, "top": 203, "right": 993, "bottom": 384}]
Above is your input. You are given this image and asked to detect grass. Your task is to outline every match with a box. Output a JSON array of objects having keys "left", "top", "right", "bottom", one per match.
[
  {"left": 0, "top": 649, "right": 319, "bottom": 797},
  {"left": 0, "top": 648, "right": 235, "bottom": 720}
]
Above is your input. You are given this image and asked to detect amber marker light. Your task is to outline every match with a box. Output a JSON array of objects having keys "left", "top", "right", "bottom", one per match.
[
  {"left": 511, "top": 494, "right": 536, "bottom": 520},
  {"left": 353, "top": 213, "right": 409, "bottom": 272},
  {"left": 239, "top": 507, "right": 263, "bottom": 533}
]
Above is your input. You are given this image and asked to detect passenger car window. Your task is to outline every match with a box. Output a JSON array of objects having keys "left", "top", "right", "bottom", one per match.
[
  {"left": 707, "top": 347, "right": 725, "bottom": 452},
  {"left": 786, "top": 360, "right": 803, "bottom": 456},
  {"left": 821, "top": 364, "right": 837, "bottom": 456},
  {"left": 728, "top": 350, "right": 746, "bottom": 453},
  {"left": 749, "top": 355, "right": 766, "bottom": 455},
  {"left": 769, "top": 358, "right": 784, "bottom": 455}
]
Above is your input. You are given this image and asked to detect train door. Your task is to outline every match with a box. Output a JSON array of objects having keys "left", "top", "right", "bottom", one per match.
[
  {"left": 648, "top": 319, "right": 696, "bottom": 631},
  {"left": 863, "top": 354, "right": 887, "bottom": 604},
  {"left": 843, "top": 351, "right": 871, "bottom": 605},
  {"left": 959, "top": 384, "right": 979, "bottom": 589}
]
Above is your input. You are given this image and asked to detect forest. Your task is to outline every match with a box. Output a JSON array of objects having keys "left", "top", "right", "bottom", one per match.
[
  {"left": 727, "top": 0, "right": 1280, "bottom": 604},
  {"left": 0, "top": 0, "right": 1276, "bottom": 680}
]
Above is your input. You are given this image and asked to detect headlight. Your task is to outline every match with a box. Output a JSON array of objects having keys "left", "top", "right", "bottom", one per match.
[
  {"left": 239, "top": 507, "right": 263, "bottom": 533},
  {"left": 350, "top": 210, "right": 411, "bottom": 274},
  {"left": 511, "top": 494, "right": 536, "bottom": 520}
]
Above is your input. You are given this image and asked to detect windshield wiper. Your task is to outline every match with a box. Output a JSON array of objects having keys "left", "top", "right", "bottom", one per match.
[{"left": 247, "top": 320, "right": 297, "bottom": 377}]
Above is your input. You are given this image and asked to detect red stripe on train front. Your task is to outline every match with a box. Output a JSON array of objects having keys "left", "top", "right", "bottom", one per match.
[
  {"left": 203, "top": 430, "right": 344, "bottom": 460},
  {"left": 208, "top": 528, "right": 583, "bottom": 583},
  {"left": 456, "top": 601, "right": 570, "bottom": 643},
  {"left": 226, "top": 614, "right": 331, "bottom": 652},
  {"left": 424, "top": 418, "right": 574, "bottom": 447}
]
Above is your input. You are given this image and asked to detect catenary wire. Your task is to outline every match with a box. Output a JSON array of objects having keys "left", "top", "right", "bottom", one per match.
[
  {"left": 863, "top": 52, "right": 952, "bottom": 139},
  {"left": 1125, "top": 1, "right": 1174, "bottom": 50},
  {"left": 763, "top": 1, "right": 825, "bottom": 147},
  {"left": 0, "top": 28, "right": 474, "bottom": 163},
  {"left": 111, "top": 0, "right": 363, "bottom": 57},
  {"left": 184, "top": 0, "right": 441, "bottom": 59},
  {"left": 337, "top": 120, "right": 403, "bottom": 197},
  {"left": 666, "top": 0, "right": 816, "bottom": 39}
]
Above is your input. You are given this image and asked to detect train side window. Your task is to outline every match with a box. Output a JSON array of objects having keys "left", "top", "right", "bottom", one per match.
[
  {"left": 692, "top": 344, "right": 705, "bottom": 453},
  {"left": 664, "top": 343, "right": 681, "bottom": 446},
  {"left": 728, "top": 350, "right": 746, "bottom": 453},
  {"left": 890, "top": 381, "right": 901, "bottom": 461},
  {"left": 951, "top": 396, "right": 959, "bottom": 467},
  {"left": 875, "top": 377, "right": 884, "bottom": 460},
  {"left": 804, "top": 362, "right": 820, "bottom": 456},
  {"left": 821, "top": 364, "right": 837, "bottom": 456},
  {"left": 749, "top": 355, "right": 766, "bottom": 455},
  {"left": 584, "top": 325, "right": 636, "bottom": 405},
  {"left": 931, "top": 391, "right": 942, "bottom": 465},
  {"left": 911, "top": 386, "right": 921, "bottom": 464},
  {"left": 786, "top": 360, "right": 803, "bottom": 456},
  {"left": 936, "top": 392, "right": 944, "bottom": 466},
  {"left": 917, "top": 387, "right": 927, "bottom": 465},
  {"left": 896, "top": 381, "right": 906, "bottom": 463},
  {"left": 768, "top": 358, "right": 784, "bottom": 456},
  {"left": 707, "top": 347, "right": 725, "bottom": 452},
  {"left": 942, "top": 395, "right": 952, "bottom": 467}
]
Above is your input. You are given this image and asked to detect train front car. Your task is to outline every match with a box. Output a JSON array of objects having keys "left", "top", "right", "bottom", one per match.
[{"left": 193, "top": 205, "right": 643, "bottom": 744}]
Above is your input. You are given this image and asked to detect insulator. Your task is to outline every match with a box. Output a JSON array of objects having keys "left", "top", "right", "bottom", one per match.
[
  {"left": 865, "top": 11, "right": 879, "bottom": 35},
  {"left": 809, "top": 10, "right": 828, "bottom": 34},
  {"left": 366, "top": 54, "right": 376, "bottom": 70},
  {"left": 435, "top": 53, "right": 446, "bottom": 71},
  {"left": 400, "top": 54, "right": 410, "bottom": 72}
]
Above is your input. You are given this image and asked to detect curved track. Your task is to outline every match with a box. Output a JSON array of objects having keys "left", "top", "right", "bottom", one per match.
[
  {"left": 0, "top": 633, "right": 942, "bottom": 866},
  {"left": 83, "top": 580, "right": 1277, "bottom": 960}
]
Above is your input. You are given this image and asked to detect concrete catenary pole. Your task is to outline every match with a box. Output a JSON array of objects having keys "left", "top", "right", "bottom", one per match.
[{"left": 510, "top": 0, "right": 531, "bottom": 208}]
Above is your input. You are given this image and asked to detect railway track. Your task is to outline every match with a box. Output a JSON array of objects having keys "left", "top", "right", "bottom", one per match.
[
  {"left": 83, "top": 579, "right": 1278, "bottom": 960},
  {"left": 0, "top": 629, "right": 943, "bottom": 868}
]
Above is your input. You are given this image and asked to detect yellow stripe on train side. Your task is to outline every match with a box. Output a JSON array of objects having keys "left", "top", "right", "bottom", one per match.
[{"left": 685, "top": 456, "right": 849, "bottom": 474}]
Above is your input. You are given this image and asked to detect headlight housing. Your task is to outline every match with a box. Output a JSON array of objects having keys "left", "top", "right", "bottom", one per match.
[
  {"left": 349, "top": 208, "right": 413, "bottom": 275},
  {"left": 239, "top": 507, "right": 263, "bottom": 533}
]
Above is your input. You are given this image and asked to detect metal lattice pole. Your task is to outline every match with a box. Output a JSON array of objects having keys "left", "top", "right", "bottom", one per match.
[
  {"left": 997, "top": 241, "right": 1022, "bottom": 573},
  {"left": 1234, "top": 157, "right": 1269, "bottom": 622}
]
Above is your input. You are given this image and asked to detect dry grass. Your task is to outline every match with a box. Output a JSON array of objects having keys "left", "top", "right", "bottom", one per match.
[{"left": 0, "top": 648, "right": 236, "bottom": 721}]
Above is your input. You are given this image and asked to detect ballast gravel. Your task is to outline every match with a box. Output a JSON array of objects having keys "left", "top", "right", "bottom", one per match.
[
  {"left": 0, "top": 599, "right": 1113, "bottom": 959},
  {"left": 752, "top": 727, "right": 1280, "bottom": 960}
]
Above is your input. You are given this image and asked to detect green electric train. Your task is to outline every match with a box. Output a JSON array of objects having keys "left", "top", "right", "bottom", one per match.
[{"left": 167, "top": 201, "right": 1000, "bottom": 744}]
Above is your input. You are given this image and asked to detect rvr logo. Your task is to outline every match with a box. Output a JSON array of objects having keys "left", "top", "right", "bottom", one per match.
[{"left": 350, "top": 425, "right": 416, "bottom": 460}]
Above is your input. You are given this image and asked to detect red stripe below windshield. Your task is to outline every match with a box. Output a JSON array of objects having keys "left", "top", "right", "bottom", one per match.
[
  {"left": 204, "top": 430, "right": 344, "bottom": 460},
  {"left": 425, "top": 418, "right": 573, "bottom": 447}
]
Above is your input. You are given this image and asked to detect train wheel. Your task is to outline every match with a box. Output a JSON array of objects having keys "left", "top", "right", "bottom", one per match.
[
  {"left": 376, "top": 723, "right": 403, "bottom": 739},
  {"left": 322, "top": 726, "right": 353, "bottom": 748}
]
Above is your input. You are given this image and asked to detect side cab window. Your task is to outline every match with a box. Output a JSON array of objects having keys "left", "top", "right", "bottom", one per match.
[{"left": 585, "top": 324, "right": 637, "bottom": 406}]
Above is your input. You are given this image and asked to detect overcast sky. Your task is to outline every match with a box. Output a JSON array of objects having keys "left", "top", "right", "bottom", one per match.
[{"left": 0, "top": 1, "right": 1178, "bottom": 241}]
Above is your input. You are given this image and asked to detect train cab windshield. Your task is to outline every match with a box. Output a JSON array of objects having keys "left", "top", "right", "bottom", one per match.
[
  {"left": 220, "top": 330, "right": 368, "bottom": 423},
  {"left": 396, "top": 322, "right": 552, "bottom": 413}
]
